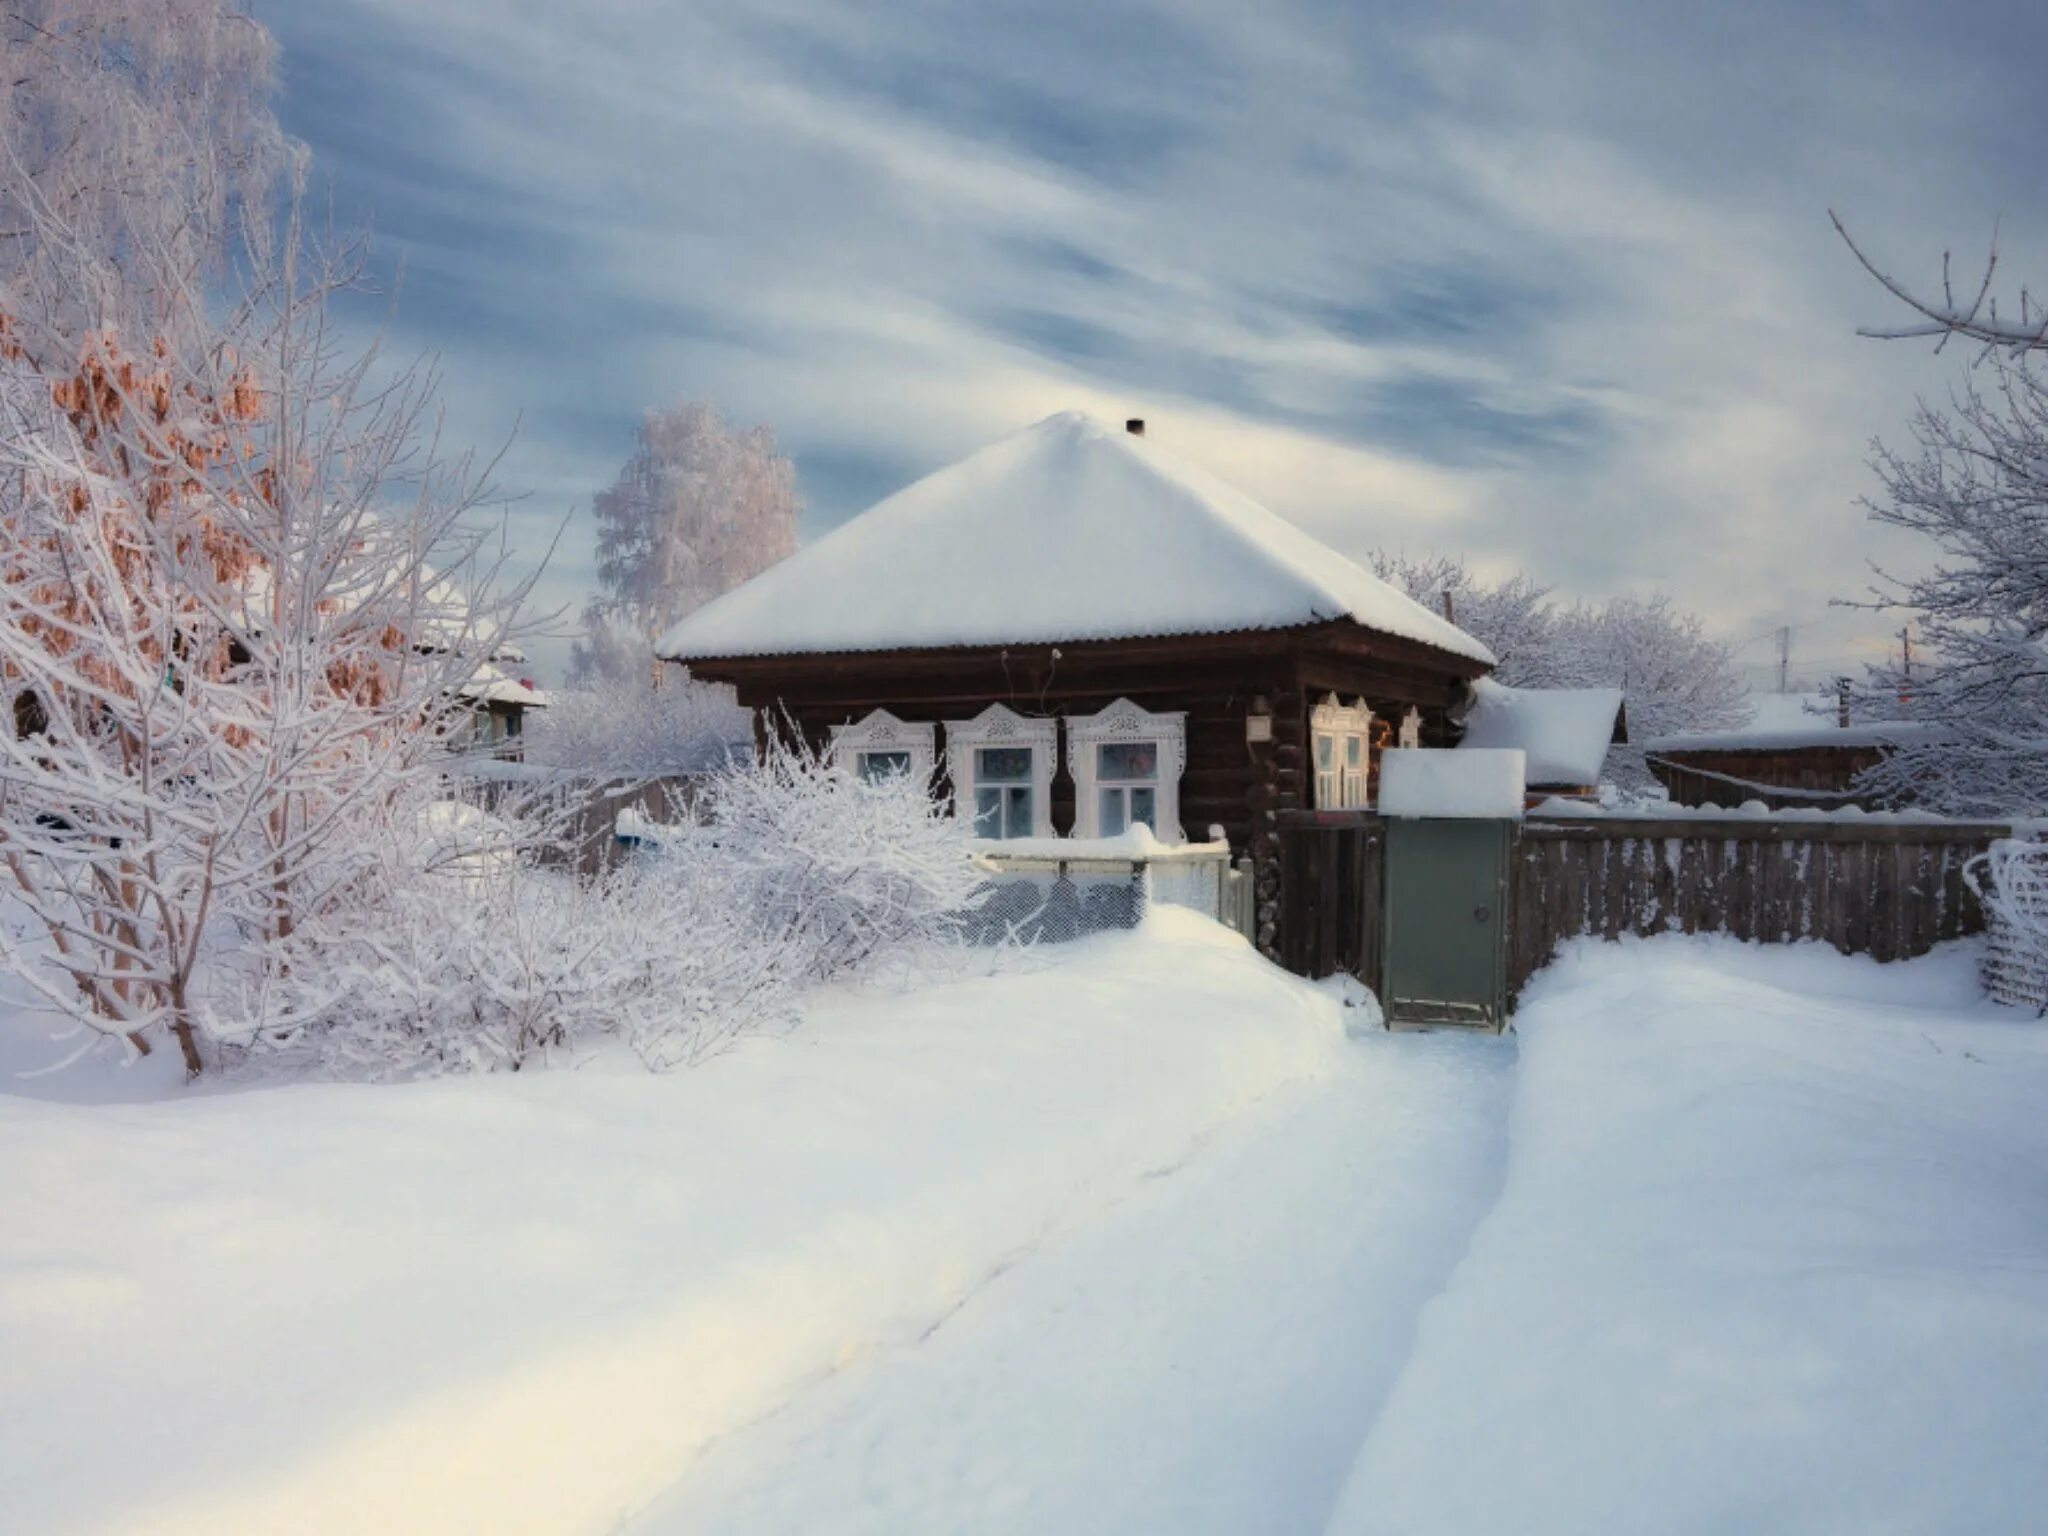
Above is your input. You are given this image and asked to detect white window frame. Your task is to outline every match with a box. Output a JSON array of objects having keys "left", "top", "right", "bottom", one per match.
[
  {"left": 1397, "top": 706, "right": 1423, "bottom": 749},
  {"left": 944, "top": 703, "right": 1057, "bottom": 840},
  {"left": 829, "top": 708, "right": 936, "bottom": 786},
  {"left": 1068, "top": 698, "right": 1186, "bottom": 842},
  {"left": 1310, "top": 694, "right": 1374, "bottom": 809}
]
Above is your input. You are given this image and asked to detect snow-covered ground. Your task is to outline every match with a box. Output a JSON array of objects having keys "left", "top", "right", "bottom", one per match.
[
  {"left": 6, "top": 920, "right": 2045, "bottom": 1536},
  {"left": 1327, "top": 937, "right": 2048, "bottom": 1535},
  {"left": 0, "top": 912, "right": 1342, "bottom": 1536}
]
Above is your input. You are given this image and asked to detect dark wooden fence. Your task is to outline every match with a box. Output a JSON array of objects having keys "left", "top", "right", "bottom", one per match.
[
  {"left": 1506, "top": 817, "right": 2002, "bottom": 993},
  {"left": 455, "top": 773, "right": 704, "bottom": 877},
  {"left": 1275, "top": 810, "right": 2007, "bottom": 1002}
]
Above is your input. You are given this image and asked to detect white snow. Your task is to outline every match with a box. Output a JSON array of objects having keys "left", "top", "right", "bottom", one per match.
[
  {"left": 10, "top": 914, "right": 2046, "bottom": 1536},
  {"left": 1325, "top": 936, "right": 2048, "bottom": 1535},
  {"left": 1377, "top": 746, "right": 1526, "bottom": 818},
  {"left": 656, "top": 412, "right": 1493, "bottom": 665},
  {"left": 1456, "top": 678, "right": 1622, "bottom": 787},
  {"left": 621, "top": 1032, "right": 1512, "bottom": 1536},
  {"left": 1525, "top": 794, "right": 1960, "bottom": 824},
  {"left": 0, "top": 910, "right": 1341, "bottom": 1536}
]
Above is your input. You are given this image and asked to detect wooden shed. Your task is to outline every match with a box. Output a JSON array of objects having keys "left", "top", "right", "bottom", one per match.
[{"left": 656, "top": 412, "right": 1494, "bottom": 951}]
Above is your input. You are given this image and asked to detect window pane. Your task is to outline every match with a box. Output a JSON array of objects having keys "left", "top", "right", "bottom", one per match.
[
  {"left": 1316, "top": 734, "right": 1335, "bottom": 770},
  {"left": 1345, "top": 735, "right": 1362, "bottom": 767},
  {"left": 1097, "top": 741, "right": 1157, "bottom": 781},
  {"left": 973, "top": 785, "right": 1002, "bottom": 836},
  {"left": 860, "top": 749, "right": 912, "bottom": 783},
  {"left": 976, "top": 745, "right": 1033, "bottom": 783},
  {"left": 1130, "top": 786, "right": 1156, "bottom": 831},
  {"left": 1003, "top": 785, "right": 1033, "bottom": 838},
  {"left": 1098, "top": 786, "right": 1126, "bottom": 837}
]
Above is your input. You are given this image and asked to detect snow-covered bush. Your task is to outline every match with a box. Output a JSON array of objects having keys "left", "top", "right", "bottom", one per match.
[
  {"left": 677, "top": 735, "right": 987, "bottom": 982},
  {"left": 223, "top": 739, "right": 983, "bottom": 1078},
  {"left": 522, "top": 667, "right": 753, "bottom": 778}
]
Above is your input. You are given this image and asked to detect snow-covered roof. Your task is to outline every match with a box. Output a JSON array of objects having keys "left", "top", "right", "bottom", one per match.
[
  {"left": 1456, "top": 679, "right": 1624, "bottom": 787},
  {"left": 458, "top": 662, "right": 548, "bottom": 709},
  {"left": 1648, "top": 721, "right": 1939, "bottom": 752},
  {"left": 657, "top": 412, "right": 1493, "bottom": 665}
]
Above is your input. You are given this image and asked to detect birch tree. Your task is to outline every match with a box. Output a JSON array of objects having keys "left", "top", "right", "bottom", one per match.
[
  {"left": 0, "top": 1, "right": 290, "bottom": 332},
  {"left": 571, "top": 401, "right": 797, "bottom": 682}
]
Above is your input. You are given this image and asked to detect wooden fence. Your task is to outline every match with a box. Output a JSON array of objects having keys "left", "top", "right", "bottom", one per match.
[
  {"left": 1275, "top": 810, "right": 2008, "bottom": 1002},
  {"left": 454, "top": 773, "right": 704, "bottom": 877}
]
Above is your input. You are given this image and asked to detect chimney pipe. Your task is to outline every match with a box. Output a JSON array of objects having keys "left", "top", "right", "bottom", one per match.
[{"left": 1125, "top": 418, "right": 1145, "bottom": 437}]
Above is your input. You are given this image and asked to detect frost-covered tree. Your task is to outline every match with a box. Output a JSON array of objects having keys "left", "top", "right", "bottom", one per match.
[
  {"left": 1370, "top": 552, "right": 1559, "bottom": 685},
  {"left": 1373, "top": 552, "right": 1745, "bottom": 784},
  {"left": 570, "top": 401, "right": 797, "bottom": 682},
  {"left": 1846, "top": 363, "right": 2048, "bottom": 814},
  {"left": 0, "top": 1, "right": 290, "bottom": 331},
  {"left": 523, "top": 669, "right": 754, "bottom": 779},
  {"left": 0, "top": 207, "right": 533, "bottom": 1076},
  {"left": 1831, "top": 221, "right": 2048, "bottom": 816},
  {"left": 1548, "top": 596, "right": 1746, "bottom": 788}
]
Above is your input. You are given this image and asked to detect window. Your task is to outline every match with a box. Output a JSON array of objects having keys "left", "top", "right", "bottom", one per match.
[
  {"left": 829, "top": 710, "right": 936, "bottom": 787},
  {"left": 1094, "top": 740, "right": 1159, "bottom": 836},
  {"left": 857, "top": 749, "right": 914, "bottom": 783},
  {"left": 1398, "top": 706, "right": 1423, "bottom": 749},
  {"left": 944, "top": 703, "right": 1056, "bottom": 839},
  {"left": 1068, "top": 699, "right": 1186, "bottom": 841},
  {"left": 1310, "top": 695, "right": 1373, "bottom": 809}
]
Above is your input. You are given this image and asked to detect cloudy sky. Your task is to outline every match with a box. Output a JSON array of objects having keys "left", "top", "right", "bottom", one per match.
[{"left": 257, "top": 0, "right": 2046, "bottom": 685}]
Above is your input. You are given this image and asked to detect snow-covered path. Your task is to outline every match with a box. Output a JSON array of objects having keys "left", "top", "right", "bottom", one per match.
[{"left": 622, "top": 1030, "right": 1514, "bottom": 1536}]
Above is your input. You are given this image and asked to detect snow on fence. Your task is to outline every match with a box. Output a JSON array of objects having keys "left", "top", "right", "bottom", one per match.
[
  {"left": 1975, "top": 839, "right": 2048, "bottom": 1013},
  {"left": 1505, "top": 816, "right": 2003, "bottom": 994},
  {"left": 1275, "top": 810, "right": 2007, "bottom": 1001},
  {"left": 968, "top": 842, "right": 1255, "bottom": 947}
]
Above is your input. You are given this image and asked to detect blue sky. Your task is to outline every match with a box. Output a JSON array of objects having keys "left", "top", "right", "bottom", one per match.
[{"left": 256, "top": 0, "right": 2048, "bottom": 685}]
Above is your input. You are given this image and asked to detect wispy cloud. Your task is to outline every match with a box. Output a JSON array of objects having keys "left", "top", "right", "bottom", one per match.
[{"left": 259, "top": 0, "right": 2048, "bottom": 682}]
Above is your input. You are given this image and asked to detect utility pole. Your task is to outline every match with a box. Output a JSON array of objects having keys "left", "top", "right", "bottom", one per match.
[
  {"left": 1441, "top": 589, "right": 1456, "bottom": 626},
  {"left": 1777, "top": 625, "right": 1791, "bottom": 693}
]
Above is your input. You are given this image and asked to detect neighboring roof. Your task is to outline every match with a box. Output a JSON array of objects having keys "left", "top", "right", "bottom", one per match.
[
  {"left": 1457, "top": 679, "right": 1625, "bottom": 787},
  {"left": 458, "top": 662, "right": 548, "bottom": 710},
  {"left": 1648, "top": 692, "right": 1938, "bottom": 754},
  {"left": 657, "top": 412, "right": 1493, "bottom": 666},
  {"left": 1648, "top": 720, "right": 1939, "bottom": 754}
]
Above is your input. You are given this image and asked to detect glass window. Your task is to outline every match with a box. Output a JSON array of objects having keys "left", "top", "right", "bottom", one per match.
[
  {"left": 1097, "top": 741, "right": 1158, "bottom": 781},
  {"left": 1098, "top": 786, "right": 1126, "bottom": 837},
  {"left": 1345, "top": 735, "right": 1361, "bottom": 767},
  {"left": 973, "top": 782, "right": 1034, "bottom": 838},
  {"left": 1130, "top": 786, "right": 1156, "bottom": 831},
  {"left": 976, "top": 746, "right": 1033, "bottom": 782},
  {"left": 1316, "top": 735, "right": 1335, "bottom": 770},
  {"left": 858, "top": 749, "right": 913, "bottom": 783}
]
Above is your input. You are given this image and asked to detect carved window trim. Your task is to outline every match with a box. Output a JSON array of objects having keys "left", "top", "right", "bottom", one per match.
[
  {"left": 1311, "top": 693, "right": 1374, "bottom": 809},
  {"left": 944, "top": 703, "right": 1057, "bottom": 839},
  {"left": 1067, "top": 697, "right": 1187, "bottom": 842},
  {"left": 829, "top": 708, "right": 936, "bottom": 786}
]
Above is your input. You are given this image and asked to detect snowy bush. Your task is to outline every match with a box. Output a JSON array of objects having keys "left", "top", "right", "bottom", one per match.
[
  {"left": 222, "top": 740, "right": 984, "bottom": 1078},
  {"left": 523, "top": 667, "right": 754, "bottom": 779},
  {"left": 678, "top": 735, "right": 988, "bottom": 982}
]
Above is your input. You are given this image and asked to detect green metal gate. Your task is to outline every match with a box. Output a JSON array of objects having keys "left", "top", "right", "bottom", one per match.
[{"left": 1380, "top": 817, "right": 1514, "bottom": 1030}]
